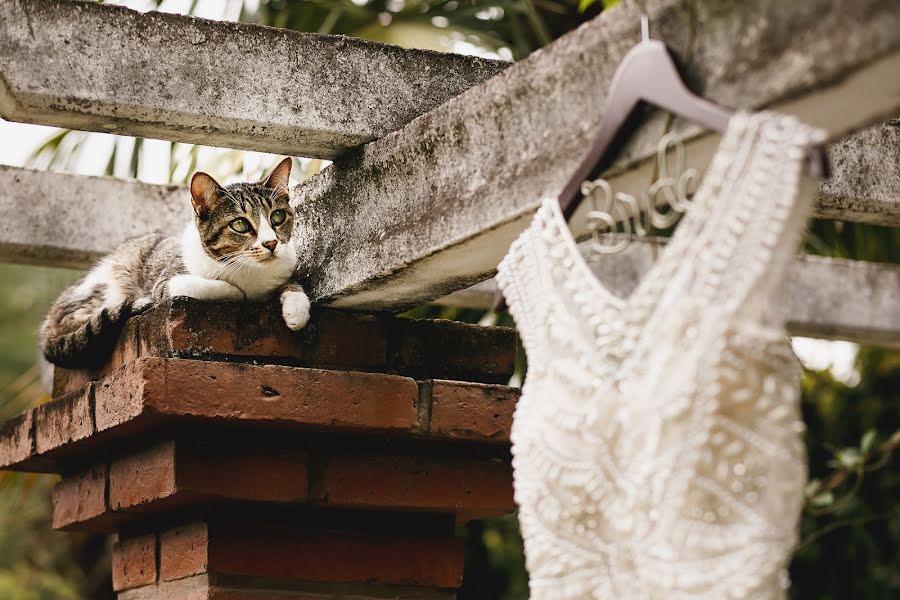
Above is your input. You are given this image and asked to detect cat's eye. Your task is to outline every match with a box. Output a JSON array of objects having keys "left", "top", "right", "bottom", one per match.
[
  {"left": 270, "top": 209, "right": 287, "bottom": 226},
  {"left": 230, "top": 218, "right": 251, "bottom": 233}
]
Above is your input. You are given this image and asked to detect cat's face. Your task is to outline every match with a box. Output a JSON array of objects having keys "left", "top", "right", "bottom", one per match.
[{"left": 189, "top": 158, "right": 296, "bottom": 266}]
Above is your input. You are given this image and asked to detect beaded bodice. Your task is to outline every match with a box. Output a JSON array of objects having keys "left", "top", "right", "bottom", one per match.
[{"left": 496, "top": 113, "right": 825, "bottom": 599}]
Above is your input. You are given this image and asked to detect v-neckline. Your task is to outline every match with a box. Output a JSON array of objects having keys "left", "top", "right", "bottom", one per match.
[{"left": 542, "top": 113, "right": 748, "bottom": 314}]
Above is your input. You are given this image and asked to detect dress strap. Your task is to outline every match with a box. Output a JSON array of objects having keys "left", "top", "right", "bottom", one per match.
[{"left": 628, "top": 113, "right": 824, "bottom": 328}]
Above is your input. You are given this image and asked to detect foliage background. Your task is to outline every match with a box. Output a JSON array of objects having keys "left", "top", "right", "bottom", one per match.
[{"left": 0, "top": 1, "right": 897, "bottom": 598}]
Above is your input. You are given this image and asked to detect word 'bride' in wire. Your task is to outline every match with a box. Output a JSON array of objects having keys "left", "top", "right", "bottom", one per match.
[{"left": 581, "top": 132, "right": 700, "bottom": 255}]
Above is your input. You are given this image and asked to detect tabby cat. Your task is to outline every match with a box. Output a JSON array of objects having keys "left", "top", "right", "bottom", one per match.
[{"left": 40, "top": 157, "right": 310, "bottom": 369}]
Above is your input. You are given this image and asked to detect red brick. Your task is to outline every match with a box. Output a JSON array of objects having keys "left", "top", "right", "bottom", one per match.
[
  {"left": 391, "top": 318, "right": 517, "bottom": 384},
  {"left": 52, "top": 317, "right": 141, "bottom": 397},
  {"left": 162, "top": 300, "right": 304, "bottom": 363},
  {"left": 109, "top": 441, "right": 177, "bottom": 510},
  {"left": 112, "top": 533, "right": 157, "bottom": 591},
  {"left": 93, "top": 359, "right": 420, "bottom": 436},
  {"left": 51, "top": 464, "right": 108, "bottom": 530},
  {"left": 5, "top": 360, "right": 521, "bottom": 476},
  {"left": 210, "top": 583, "right": 454, "bottom": 600},
  {"left": 52, "top": 368, "right": 88, "bottom": 401},
  {"left": 152, "top": 301, "right": 387, "bottom": 371},
  {"left": 210, "top": 591, "right": 330, "bottom": 600},
  {"left": 52, "top": 300, "right": 514, "bottom": 399},
  {"left": 309, "top": 310, "right": 387, "bottom": 370},
  {"left": 177, "top": 442, "right": 307, "bottom": 503},
  {"left": 321, "top": 455, "right": 514, "bottom": 519},
  {"left": 160, "top": 522, "right": 208, "bottom": 582},
  {"left": 0, "top": 409, "right": 34, "bottom": 470},
  {"left": 207, "top": 527, "right": 464, "bottom": 588},
  {"left": 428, "top": 380, "right": 518, "bottom": 442},
  {"left": 118, "top": 575, "right": 211, "bottom": 600},
  {"left": 93, "top": 358, "right": 167, "bottom": 433},
  {"left": 108, "top": 440, "right": 307, "bottom": 515},
  {"left": 35, "top": 387, "right": 93, "bottom": 453},
  {"left": 155, "top": 359, "right": 418, "bottom": 432},
  {"left": 118, "top": 576, "right": 454, "bottom": 600}
]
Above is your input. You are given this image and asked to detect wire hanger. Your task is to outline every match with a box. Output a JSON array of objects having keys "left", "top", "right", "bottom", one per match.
[{"left": 558, "top": 15, "right": 829, "bottom": 222}]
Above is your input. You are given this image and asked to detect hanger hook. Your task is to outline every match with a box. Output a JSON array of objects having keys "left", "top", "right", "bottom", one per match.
[{"left": 641, "top": 14, "right": 650, "bottom": 42}]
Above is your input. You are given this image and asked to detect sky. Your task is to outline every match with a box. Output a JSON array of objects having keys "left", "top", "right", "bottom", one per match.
[{"left": 0, "top": 0, "right": 861, "bottom": 385}]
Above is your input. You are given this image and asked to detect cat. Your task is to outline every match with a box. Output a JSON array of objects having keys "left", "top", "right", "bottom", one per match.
[{"left": 40, "top": 157, "right": 311, "bottom": 369}]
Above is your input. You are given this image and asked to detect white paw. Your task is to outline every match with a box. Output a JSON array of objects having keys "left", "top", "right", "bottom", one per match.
[
  {"left": 168, "top": 275, "right": 203, "bottom": 299},
  {"left": 132, "top": 297, "right": 153, "bottom": 313},
  {"left": 281, "top": 289, "right": 310, "bottom": 331},
  {"left": 168, "top": 275, "right": 244, "bottom": 301}
]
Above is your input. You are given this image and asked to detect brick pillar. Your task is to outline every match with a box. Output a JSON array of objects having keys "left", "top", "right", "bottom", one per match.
[{"left": 0, "top": 299, "right": 519, "bottom": 599}]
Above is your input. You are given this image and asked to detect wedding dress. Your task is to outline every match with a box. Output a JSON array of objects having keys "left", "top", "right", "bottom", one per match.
[{"left": 496, "top": 112, "right": 826, "bottom": 599}]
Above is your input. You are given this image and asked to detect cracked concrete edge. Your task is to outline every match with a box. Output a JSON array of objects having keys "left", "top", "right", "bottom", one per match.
[
  {"left": 437, "top": 240, "right": 900, "bottom": 348},
  {"left": 0, "top": 0, "right": 509, "bottom": 159},
  {"left": 289, "top": 0, "right": 900, "bottom": 310}
]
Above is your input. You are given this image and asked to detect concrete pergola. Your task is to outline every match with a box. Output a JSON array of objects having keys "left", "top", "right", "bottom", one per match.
[{"left": 1, "top": 0, "right": 899, "bottom": 597}]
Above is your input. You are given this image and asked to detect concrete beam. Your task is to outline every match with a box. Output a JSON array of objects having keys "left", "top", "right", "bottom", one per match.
[
  {"left": 437, "top": 241, "right": 900, "bottom": 349},
  {"left": 0, "top": 165, "right": 189, "bottom": 269},
  {"left": 785, "top": 255, "right": 900, "bottom": 347},
  {"left": 819, "top": 121, "right": 900, "bottom": 226},
  {"left": 0, "top": 0, "right": 507, "bottom": 159},
  {"left": 290, "top": 0, "right": 900, "bottom": 310},
  {"left": 2, "top": 128, "right": 898, "bottom": 270},
  {"left": 3, "top": 165, "right": 897, "bottom": 348}
]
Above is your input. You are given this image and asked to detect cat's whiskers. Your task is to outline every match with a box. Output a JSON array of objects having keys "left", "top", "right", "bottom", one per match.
[
  {"left": 221, "top": 189, "right": 244, "bottom": 213},
  {"left": 214, "top": 259, "right": 248, "bottom": 282},
  {"left": 207, "top": 252, "right": 249, "bottom": 281},
  {"left": 212, "top": 250, "right": 247, "bottom": 263},
  {"left": 266, "top": 185, "right": 282, "bottom": 208}
]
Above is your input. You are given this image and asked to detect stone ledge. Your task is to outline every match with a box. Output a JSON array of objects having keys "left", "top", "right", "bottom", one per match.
[
  {"left": 117, "top": 574, "right": 458, "bottom": 600},
  {"left": 291, "top": 0, "right": 900, "bottom": 310},
  {"left": 53, "top": 298, "right": 518, "bottom": 396},
  {"left": 52, "top": 438, "right": 514, "bottom": 532},
  {"left": 0, "top": 0, "right": 507, "bottom": 159},
  {"left": 112, "top": 519, "right": 464, "bottom": 593},
  {"left": 3, "top": 358, "right": 519, "bottom": 474}
]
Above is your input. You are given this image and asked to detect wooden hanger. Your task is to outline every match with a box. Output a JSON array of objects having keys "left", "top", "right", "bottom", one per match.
[{"left": 557, "top": 15, "right": 829, "bottom": 222}]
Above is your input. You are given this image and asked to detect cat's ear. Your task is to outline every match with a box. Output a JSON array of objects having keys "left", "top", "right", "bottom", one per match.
[
  {"left": 189, "top": 172, "right": 222, "bottom": 218},
  {"left": 261, "top": 157, "right": 292, "bottom": 195}
]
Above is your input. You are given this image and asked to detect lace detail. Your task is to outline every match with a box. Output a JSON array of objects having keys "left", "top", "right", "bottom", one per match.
[{"left": 496, "top": 112, "right": 825, "bottom": 599}]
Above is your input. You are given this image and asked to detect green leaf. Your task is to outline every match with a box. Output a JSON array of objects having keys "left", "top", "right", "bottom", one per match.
[
  {"left": 836, "top": 447, "right": 863, "bottom": 469},
  {"left": 860, "top": 429, "right": 877, "bottom": 454},
  {"left": 804, "top": 479, "right": 822, "bottom": 498},
  {"left": 578, "top": 0, "right": 598, "bottom": 13},
  {"left": 810, "top": 491, "right": 835, "bottom": 507},
  {"left": 887, "top": 428, "right": 900, "bottom": 448}
]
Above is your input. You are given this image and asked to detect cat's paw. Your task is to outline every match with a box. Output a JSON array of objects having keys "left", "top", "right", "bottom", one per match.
[
  {"left": 168, "top": 275, "right": 244, "bottom": 301},
  {"left": 281, "top": 289, "right": 310, "bottom": 331},
  {"left": 132, "top": 297, "right": 153, "bottom": 314},
  {"left": 167, "top": 275, "right": 203, "bottom": 299}
]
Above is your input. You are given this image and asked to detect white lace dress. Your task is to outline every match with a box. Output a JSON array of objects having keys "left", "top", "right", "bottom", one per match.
[{"left": 496, "top": 112, "right": 826, "bottom": 599}]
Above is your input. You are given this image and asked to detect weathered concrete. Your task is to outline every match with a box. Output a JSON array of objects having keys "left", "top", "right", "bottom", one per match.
[
  {"left": 290, "top": 0, "right": 900, "bottom": 310},
  {"left": 3, "top": 128, "right": 898, "bottom": 270},
  {"left": 819, "top": 121, "right": 900, "bottom": 226},
  {"left": 438, "top": 240, "right": 900, "bottom": 348},
  {"left": 3, "top": 159, "right": 894, "bottom": 345},
  {"left": 0, "top": 165, "right": 189, "bottom": 269},
  {"left": 785, "top": 256, "right": 900, "bottom": 348},
  {"left": 1, "top": 0, "right": 898, "bottom": 317},
  {"left": 0, "top": 0, "right": 507, "bottom": 159}
]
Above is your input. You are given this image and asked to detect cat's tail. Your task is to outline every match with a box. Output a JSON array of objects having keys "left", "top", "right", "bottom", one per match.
[{"left": 39, "top": 295, "right": 135, "bottom": 370}]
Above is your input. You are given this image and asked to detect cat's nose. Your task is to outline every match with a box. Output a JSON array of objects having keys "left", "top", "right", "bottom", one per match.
[{"left": 262, "top": 240, "right": 278, "bottom": 253}]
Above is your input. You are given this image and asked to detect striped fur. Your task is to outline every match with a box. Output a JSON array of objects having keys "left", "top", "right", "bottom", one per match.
[{"left": 40, "top": 158, "right": 303, "bottom": 369}]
